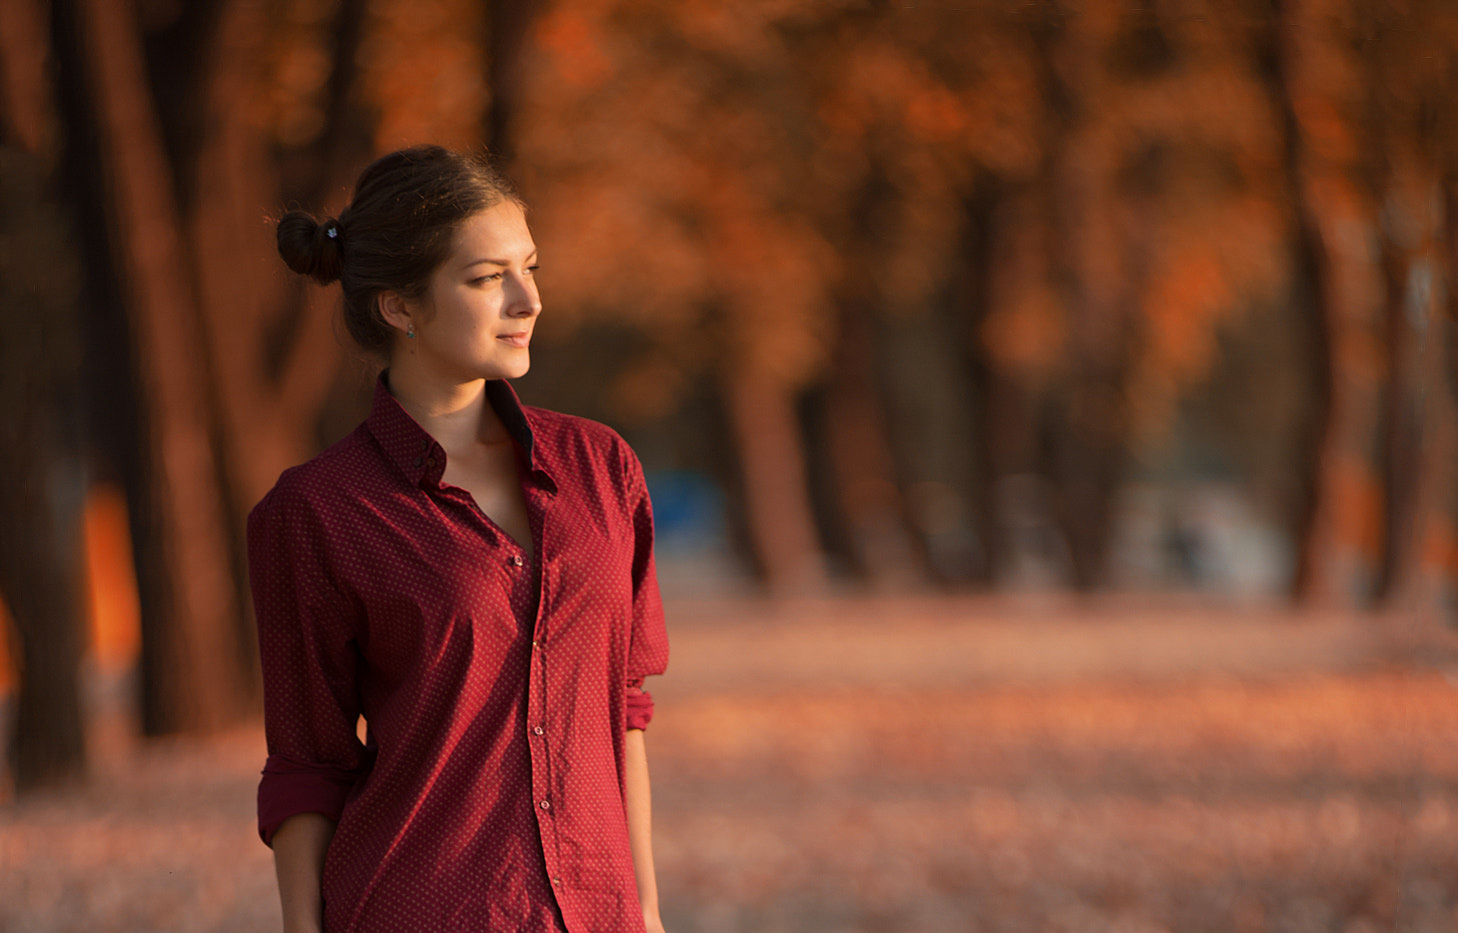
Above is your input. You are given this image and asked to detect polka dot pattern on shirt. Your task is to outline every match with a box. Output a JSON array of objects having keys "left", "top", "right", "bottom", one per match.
[{"left": 249, "top": 375, "right": 668, "bottom": 933}]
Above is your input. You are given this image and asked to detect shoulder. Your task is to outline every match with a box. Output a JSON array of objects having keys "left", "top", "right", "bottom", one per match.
[
  {"left": 525, "top": 406, "right": 639, "bottom": 463},
  {"left": 249, "top": 425, "right": 378, "bottom": 530},
  {"left": 525, "top": 405, "right": 630, "bottom": 451},
  {"left": 523, "top": 405, "right": 647, "bottom": 489}
]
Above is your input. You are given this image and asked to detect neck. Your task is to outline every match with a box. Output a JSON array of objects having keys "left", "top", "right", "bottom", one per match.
[{"left": 385, "top": 363, "right": 510, "bottom": 450}]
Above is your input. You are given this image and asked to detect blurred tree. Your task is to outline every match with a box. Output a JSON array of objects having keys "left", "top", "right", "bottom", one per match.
[
  {"left": 517, "top": 0, "right": 839, "bottom": 592},
  {"left": 10, "top": 0, "right": 1458, "bottom": 663},
  {"left": 0, "top": 147, "right": 88, "bottom": 791},
  {"left": 1349, "top": 1, "right": 1458, "bottom": 607},
  {"left": 1257, "top": 0, "right": 1392, "bottom": 605},
  {"left": 51, "top": 0, "right": 250, "bottom": 731},
  {"left": 0, "top": 0, "right": 88, "bottom": 790},
  {"left": 484, "top": 0, "right": 540, "bottom": 161},
  {"left": 1021, "top": 5, "right": 1137, "bottom": 591},
  {"left": 800, "top": 4, "right": 1024, "bottom": 588},
  {"left": 1249, "top": 0, "right": 1458, "bottom": 607}
]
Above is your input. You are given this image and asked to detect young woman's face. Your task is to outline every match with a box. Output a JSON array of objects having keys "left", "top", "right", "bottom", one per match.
[{"left": 397, "top": 200, "right": 541, "bottom": 382}]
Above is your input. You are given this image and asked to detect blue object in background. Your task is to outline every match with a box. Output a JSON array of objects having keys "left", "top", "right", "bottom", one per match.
[{"left": 643, "top": 470, "right": 726, "bottom": 555}]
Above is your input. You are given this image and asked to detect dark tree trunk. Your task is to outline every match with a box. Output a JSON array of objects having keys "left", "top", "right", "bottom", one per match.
[
  {"left": 948, "top": 184, "right": 1010, "bottom": 587},
  {"left": 0, "top": 0, "right": 89, "bottom": 794},
  {"left": 816, "top": 164, "right": 926, "bottom": 589},
  {"left": 1027, "top": 6, "right": 1131, "bottom": 591},
  {"left": 1446, "top": 186, "right": 1458, "bottom": 621},
  {"left": 0, "top": 145, "right": 89, "bottom": 793},
  {"left": 1041, "top": 367, "right": 1131, "bottom": 592},
  {"left": 485, "top": 0, "right": 540, "bottom": 164},
  {"left": 1372, "top": 237, "right": 1424, "bottom": 606},
  {"left": 1255, "top": 0, "right": 1342, "bottom": 605},
  {"left": 2, "top": 463, "right": 88, "bottom": 793},
  {"left": 820, "top": 296, "right": 924, "bottom": 588},
  {"left": 1360, "top": 12, "right": 1434, "bottom": 609},
  {"left": 720, "top": 375, "right": 826, "bottom": 594}
]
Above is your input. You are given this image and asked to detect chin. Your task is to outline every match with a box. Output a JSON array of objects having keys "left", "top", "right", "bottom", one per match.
[{"left": 499, "top": 357, "right": 531, "bottom": 380}]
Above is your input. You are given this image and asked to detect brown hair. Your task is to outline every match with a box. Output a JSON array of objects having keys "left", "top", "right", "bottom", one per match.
[{"left": 276, "top": 145, "right": 522, "bottom": 354}]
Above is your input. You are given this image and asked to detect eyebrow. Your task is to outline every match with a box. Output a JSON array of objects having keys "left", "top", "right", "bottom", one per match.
[{"left": 462, "top": 251, "right": 538, "bottom": 270}]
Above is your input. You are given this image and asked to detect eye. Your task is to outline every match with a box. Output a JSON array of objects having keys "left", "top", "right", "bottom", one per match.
[
  {"left": 471, "top": 272, "right": 504, "bottom": 286},
  {"left": 525, "top": 264, "right": 540, "bottom": 276}
]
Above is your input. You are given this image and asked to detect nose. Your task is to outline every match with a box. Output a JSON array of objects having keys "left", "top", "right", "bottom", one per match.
[{"left": 506, "top": 271, "right": 541, "bottom": 319}]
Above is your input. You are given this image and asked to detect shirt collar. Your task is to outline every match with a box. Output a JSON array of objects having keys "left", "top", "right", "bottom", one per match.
[{"left": 367, "top": 371, "right": 555, "bottom": 492}]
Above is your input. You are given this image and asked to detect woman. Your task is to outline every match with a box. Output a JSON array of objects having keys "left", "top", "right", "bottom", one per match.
[{"left": 250, "top": 145, "right": 670, "bottom": 933}]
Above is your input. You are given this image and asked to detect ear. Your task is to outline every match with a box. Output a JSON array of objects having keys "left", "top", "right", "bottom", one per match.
[{"left": 378, "top": 290, "right": 415, "bottom": 336}]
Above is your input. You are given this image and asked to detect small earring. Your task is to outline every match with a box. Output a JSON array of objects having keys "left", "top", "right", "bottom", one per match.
[{"left": 406, "top": 325, "right": 415, "bottom": 339}]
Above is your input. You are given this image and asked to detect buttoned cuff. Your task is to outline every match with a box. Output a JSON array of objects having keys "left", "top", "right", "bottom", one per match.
[
  {"left": 257, "top": 754, "right": 360, "bottom": 845},
  {"left": 625, "top": 683, "right": 655, "bottom": 730}
]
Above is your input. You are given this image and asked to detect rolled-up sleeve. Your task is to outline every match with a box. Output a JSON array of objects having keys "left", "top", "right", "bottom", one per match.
[
  {"left": 248, "top": 480, "right": 367, "bottom": 845},
  {"left": 622, "top": 449, "right": 669, "bottom": 731}
]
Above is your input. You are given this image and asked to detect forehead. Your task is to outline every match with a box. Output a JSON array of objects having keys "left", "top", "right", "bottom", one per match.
[{"left": 449, "top": 201, "right": 534, "bottom": 263}]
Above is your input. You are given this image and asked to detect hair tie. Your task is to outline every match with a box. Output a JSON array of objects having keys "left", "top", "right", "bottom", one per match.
[{"left": 325, "top": 221, "right": 340, "bottom": 239}]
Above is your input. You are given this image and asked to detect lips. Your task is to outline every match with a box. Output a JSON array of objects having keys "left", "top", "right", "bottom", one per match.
[{"left": 497, "top": 332, "right": 531, "bottom": 348}]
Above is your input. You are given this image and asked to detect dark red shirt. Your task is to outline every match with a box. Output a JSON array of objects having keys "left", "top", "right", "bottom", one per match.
[{"left": 248, "top": 375, "right": 669, "bottom": 933}]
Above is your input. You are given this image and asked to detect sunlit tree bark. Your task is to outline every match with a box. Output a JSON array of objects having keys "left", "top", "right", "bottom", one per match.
[{"left": 58, "top": 0, "right": 248, "bottom": 732}]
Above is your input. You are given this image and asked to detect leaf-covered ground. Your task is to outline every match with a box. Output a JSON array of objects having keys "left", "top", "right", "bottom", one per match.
[{"left": 3, "top": 598, "right": 1456, "bottom": 932}]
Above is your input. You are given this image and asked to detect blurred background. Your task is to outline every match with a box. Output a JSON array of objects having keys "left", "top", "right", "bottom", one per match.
[{"left": 4, "top": 0, "right": 1458, "bottom": 930}]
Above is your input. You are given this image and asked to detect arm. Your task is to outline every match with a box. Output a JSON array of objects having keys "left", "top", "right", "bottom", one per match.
[
  {"left": 625, "top": 727, "right": 664, "bottom": 933},
  {"left": 248, "top": 487, "right": 364, "bottom": 927},
  {"left": 620, "top": 441, "right": 669, "bottom": 931},
  {"left": 271, "top": 812, "right": 336, "bottom": 933}
]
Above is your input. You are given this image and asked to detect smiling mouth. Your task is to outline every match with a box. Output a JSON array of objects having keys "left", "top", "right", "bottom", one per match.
[{"left": 497, "top": 332, "right": 531, "bottom": 348}]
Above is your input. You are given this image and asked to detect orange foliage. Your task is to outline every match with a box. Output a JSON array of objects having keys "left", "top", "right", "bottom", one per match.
[
  {"left": 518, "top": 0, "right": 845, "bottom": 412},
  {"left": 981, "top": 284, "right": 1064, "bottom": 380},
  {"left": 84, "top": 485, "right": 140, "bottom": 676},
  {"left": 534, "top": 7, "right": 613, "bottom": 89},
  {"left": 358, "top": 0, "right": 488, "bottom": 150},
  {"left": 228, "top": 0, "right": 1458, "bottom": 596},
  {"left": 259, "top": 0, "right": 338, "bottom": 148},
  {"left": 1143, "top": 250, "right": 1229, "bottom": 384}
]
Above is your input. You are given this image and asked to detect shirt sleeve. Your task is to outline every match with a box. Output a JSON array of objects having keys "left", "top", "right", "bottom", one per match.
[
  {"left": 248, "top": 480, "right": 368, "bottom": 846},
  {"left": 622, "top": 445, "right": 669, "bottom": 731}
]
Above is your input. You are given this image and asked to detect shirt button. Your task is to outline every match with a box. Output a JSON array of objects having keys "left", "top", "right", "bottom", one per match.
[
  {"left": 552, "top": 877, "right": 562, "bottom": 886},
  {"left": 511, "top": 555, "right": 524, "bottom": 567},
  {"left": 413, "top": 456, "right": 423, "bottom": 467},
  {"left": 540, "top": 799, "right": 551, "bottom": 810},
  {"left": 533, "top": 726, "right": 544, "bottom": 735}
]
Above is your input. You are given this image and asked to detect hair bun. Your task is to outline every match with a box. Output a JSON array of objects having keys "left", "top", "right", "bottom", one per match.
[{"left": 276, "top": 210, "right": 344, "bottom": 285}]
